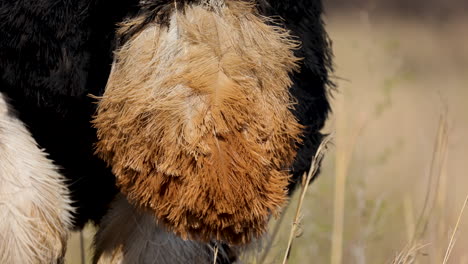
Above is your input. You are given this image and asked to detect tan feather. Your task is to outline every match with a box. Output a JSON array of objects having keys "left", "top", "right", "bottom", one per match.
[{"left": 93, "top": 1, "right": 302, "bottom": 245}]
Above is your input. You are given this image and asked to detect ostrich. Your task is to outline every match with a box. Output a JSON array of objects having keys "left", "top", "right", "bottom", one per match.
[
  {"left": 0, "top": 0, "right": 332, "bottom": 263},
  {"left": 93, "top": 0, "right": 333, "bottom": 262}
]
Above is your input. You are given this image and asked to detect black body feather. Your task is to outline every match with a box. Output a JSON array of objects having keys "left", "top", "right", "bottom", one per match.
[
  {"left": 0, "top": 0, "right": 138, "bottom": 228},
  {"left": 258, "top": 0, "right": 333, "bottom": 190}
]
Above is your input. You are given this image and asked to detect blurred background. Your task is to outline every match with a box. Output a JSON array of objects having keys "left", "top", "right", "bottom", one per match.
[
  {"left": 66, "top": 1, "right": 468, "bottom": 263},
  {"left": 326, "top": 0, "right": 468, "bottom": 19},
  {"left": 249, "top": 1, "right": 468, "bottom": 263}
]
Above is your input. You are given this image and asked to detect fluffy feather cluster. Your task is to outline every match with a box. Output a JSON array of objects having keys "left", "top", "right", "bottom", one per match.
[
  {"left": 94, "top": 0, "right": 302, "bottom": 244},
  {"left": 0, "top": 94, "right": 73, "bottom": 264}
]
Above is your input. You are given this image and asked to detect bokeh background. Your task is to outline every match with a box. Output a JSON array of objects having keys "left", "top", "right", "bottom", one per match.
[
  {"left": 251, "top": 1, "right": 468, "bottom": 263},
  {"left": 66, "top": 1, "right": 468, "bottom": 263}
]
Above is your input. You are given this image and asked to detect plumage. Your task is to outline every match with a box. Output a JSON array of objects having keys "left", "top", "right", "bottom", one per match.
[
  {"left": 0, "top": 0, "right": 332, "bottom": 262},
  {"left": 257, "top": 0, "right": 334, "bottom": 190},
  {"left": 94, "top": 195, "right": 236, "bottom": 264},
  {"left": 0, "top": 0, "right": 137, "bottom": 228},
  {"left": 0, "top": 94, "right": 73, "bottom": 264},
  {"left": 94, "top": 0, "right": 302, "bottom": 245}
]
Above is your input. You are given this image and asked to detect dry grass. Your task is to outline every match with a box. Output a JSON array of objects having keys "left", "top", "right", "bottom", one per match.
[
  {"left": 241, "top": 12, "right": 468, "bottom": 264},
  {"left": 391, "top": 242, "right": 429, "bottom": 264},
  {"left": 66, "top": 12, "right": 468, "bottom": 264},
  {"left": 443, "top": 194, "right": 468, "bottom": 264},
  {"left": 282, "top": 136, "right": 332, "bottom": 264}
]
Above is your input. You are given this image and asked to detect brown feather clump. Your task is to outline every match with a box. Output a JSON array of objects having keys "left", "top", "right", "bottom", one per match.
[{"left": 93, "top": 0, "right": 302, "bottom": 245}]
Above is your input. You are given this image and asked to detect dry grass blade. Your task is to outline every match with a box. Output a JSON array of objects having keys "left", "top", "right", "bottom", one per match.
[
  {"left": 442, "top": 194, "right": 468, "bottom": 264},
  {"left": 389, "top": 110, "right": 450, "bottom": 264},
  {"left": 389, "top": 112, "right": 449, "bottom": 264},
  {"left": 213, "top": 243, "right": 219, "bottom": 264},
  {"left": 281, "top": 135, "right": 333, "bottom": 264},
  {"left": 413, "top": 113, "right": 449, "bottom": 242},
  {"left": 390, "top": 243, "right": 429, "bottom": 264},
  {"left": 331, "top": 110, "right": 367, "bottom": 264}
]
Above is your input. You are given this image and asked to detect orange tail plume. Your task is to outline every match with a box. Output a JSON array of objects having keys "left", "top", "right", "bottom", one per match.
[{"left": 93, "top": 1, "right": 302, "bottom": 245}]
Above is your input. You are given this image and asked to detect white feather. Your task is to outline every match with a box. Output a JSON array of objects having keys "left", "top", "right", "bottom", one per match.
[{"left": 0, "top": 93, "right": 74, "bottom": 264}]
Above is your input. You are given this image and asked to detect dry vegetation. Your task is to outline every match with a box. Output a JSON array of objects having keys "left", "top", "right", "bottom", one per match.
[
  {"left": 242, "top": 12, "right": 468, "bottom": 264},
  {"left": 66, "top": 10, "right": 468, "bottom": 264}
]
